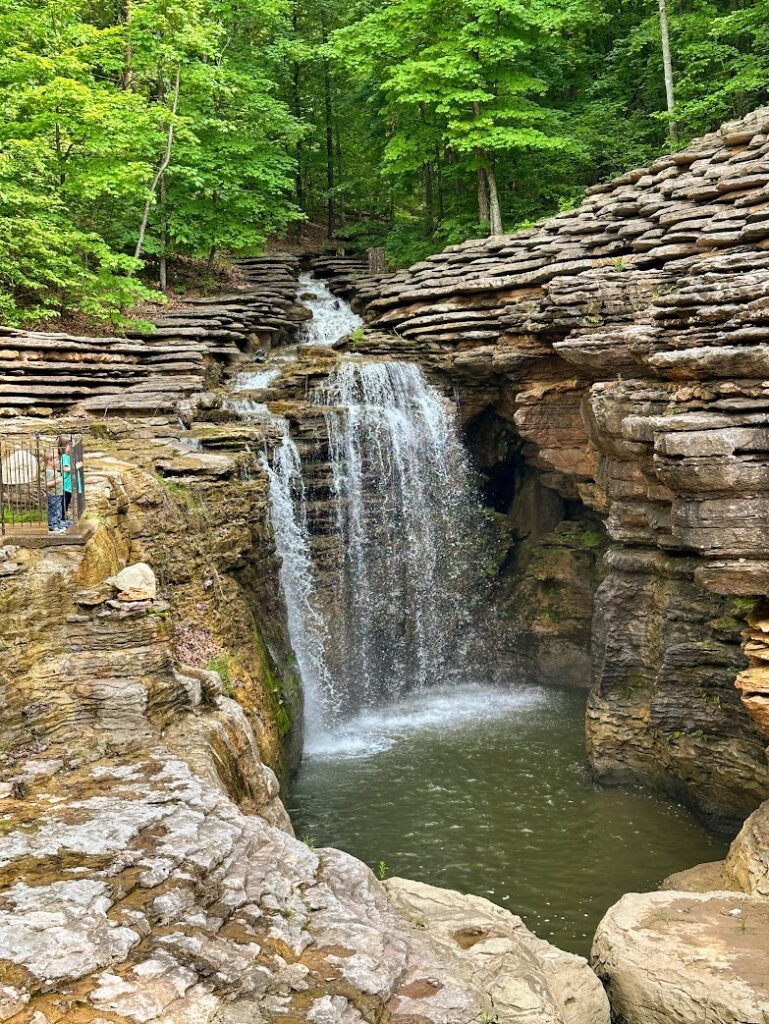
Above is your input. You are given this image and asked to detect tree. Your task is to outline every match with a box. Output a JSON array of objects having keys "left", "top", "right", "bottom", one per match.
[
  {"left": 333, "top": 0, "right": 590, "bottom": 237},
  {"left": 0, "top": 0, "right": 160, "bottom": 324},
  {"left": 657, "top": 0, "right": 676, "bottom": 140},
  {"left": 0, "top": 0, "right": 302, "bottom": 324}
]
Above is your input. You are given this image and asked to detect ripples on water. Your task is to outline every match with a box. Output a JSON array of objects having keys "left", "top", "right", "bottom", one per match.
[{"left": 289, "top": 684, "right": 729, "bottom": 956}]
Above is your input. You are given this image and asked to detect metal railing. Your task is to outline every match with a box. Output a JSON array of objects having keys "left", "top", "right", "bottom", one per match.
[{"left": 0, "top": 433, "right": 86, "bottom": 537}]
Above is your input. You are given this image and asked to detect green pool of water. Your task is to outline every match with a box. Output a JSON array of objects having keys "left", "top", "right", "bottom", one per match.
[{"left": 288, "top": 684, "right": 729, "bottom": 956}]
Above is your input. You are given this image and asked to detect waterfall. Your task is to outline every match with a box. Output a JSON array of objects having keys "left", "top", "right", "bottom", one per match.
[
  {"left": 298, "top": 272, "right": 363, "bottom": 346},
  {"left": 309, "top": 360, "right": 489, "bottom": 724},
  {"left": 260, "top": 426, "right": 336, "bottom": 729},
  {"left": 259, "top": 293, "right": 489, "bottom": 743}
]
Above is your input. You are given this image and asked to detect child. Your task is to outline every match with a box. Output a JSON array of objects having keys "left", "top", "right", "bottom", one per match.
[{"left": 45, "top": 454, "right": 64, "bottom": 532}]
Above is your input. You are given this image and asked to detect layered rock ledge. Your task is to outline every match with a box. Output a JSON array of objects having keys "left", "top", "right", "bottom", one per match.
[{"left": 335, "top": 107, "right": 769, "bottom": 829}]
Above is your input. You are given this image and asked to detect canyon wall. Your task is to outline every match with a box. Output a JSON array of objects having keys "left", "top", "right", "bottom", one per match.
[
  {"left": 0, "top": 421, "right": 610, "bottom": 1024},
  {"left": 339, "top": 107, "right": 769, "bottom": 829}
]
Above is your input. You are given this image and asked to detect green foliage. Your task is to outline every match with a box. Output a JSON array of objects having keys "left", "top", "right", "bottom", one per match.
[
  {"left": 206, "top": 652, "right": 235, "bottom": 695},
  {"left": 3, "top": 0, "right": 769, "bottom": 315},
  {"left": 0, "top": 0, "right": 300, "bottom": 327},
  {"left": 291, "top": 0, "right": 769, "bottom": 264}
]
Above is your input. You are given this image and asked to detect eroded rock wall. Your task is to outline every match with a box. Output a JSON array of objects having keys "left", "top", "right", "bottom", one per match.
[
  {"left": 346, "top": 107, "right": 769, "bottom": 827},
  {"left": 0, "top": 418, "right": 609, "bottom": 1024}
]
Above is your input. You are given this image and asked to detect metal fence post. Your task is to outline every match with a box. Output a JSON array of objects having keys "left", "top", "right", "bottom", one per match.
[
  {"left": 35, "top": 433, "right": 43, "bottom": 529},
  {"left": 0, "top": 440, "right": 4, "bottom": 537}
]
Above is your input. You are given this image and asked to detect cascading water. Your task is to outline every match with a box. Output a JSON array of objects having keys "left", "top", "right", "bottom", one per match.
[
  {"left": 257, "top": 277, "right": 490, "bottom": 744},
  {"left": 259, "top": 426, "right": 336, "bottom": 730},
  {"left": 312, "top": 360, "right": 489, "bottom": 721},
  {"left": 298, "top": 271, "right": 363, "bottom": 346}
]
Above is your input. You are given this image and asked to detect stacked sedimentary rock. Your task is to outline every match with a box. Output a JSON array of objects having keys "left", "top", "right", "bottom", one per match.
[
  {"left": 309, "top": 251, "right": 381, "bottom": 300},
  {"left": 0, "top": 326, "right": 205, "bottom": 418},
  {"left": 349, "top": 106, "right": 769, "bottom": 828},
  {"left": 0, "top": 254, "right": 303, "bottom": 418}
]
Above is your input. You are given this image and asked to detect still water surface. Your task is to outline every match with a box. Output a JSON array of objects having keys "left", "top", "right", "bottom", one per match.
[{"left": 289, "top": 685, "right": 729, "bottom": 956}]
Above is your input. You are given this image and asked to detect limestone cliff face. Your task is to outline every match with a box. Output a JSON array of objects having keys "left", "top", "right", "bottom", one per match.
[
  {"left": 341, "top": 107, "right": 769, "bottom": 828},
  {"left": 0, "top": 419, "right": 301, "bottom": 794},
  {"left": 0, "top": 423, "right": 609, "bottom": 1024}
]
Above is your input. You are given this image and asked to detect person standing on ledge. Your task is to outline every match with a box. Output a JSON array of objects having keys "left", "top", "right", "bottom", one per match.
[
  {"left": 45, "top": 452, "right": 64, "bottom": 533},
  {"left": 58, "top": 438, "right": 83, "bottom": 528}
]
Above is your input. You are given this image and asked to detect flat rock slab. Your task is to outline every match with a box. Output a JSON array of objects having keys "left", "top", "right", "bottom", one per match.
[
  {"left": 0, "top": 752, "right": 611, "bottom": 1024},
  {"left": 592, "top": 889, "right": 769, "bottom": 1024}
]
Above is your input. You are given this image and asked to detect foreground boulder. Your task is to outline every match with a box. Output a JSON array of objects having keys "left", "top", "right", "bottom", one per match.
[
  {"left": 386, "top": 878, "right": 609, "bottom": 1024},
  {"left": 592, "top": 889, "right": 769, "bottom": 1024},
  {"left": 0, "top": 751, "right": 610, "bottom": 1024}
]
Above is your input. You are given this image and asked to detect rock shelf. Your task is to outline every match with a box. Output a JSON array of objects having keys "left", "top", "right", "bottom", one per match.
[{"left": 0, "top": 254, "right": 303, "bottom": 418}]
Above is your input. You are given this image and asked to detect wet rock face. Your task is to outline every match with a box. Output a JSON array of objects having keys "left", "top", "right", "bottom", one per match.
[{"left": 348, "top": 106, "right": 769, "bottom": 826}]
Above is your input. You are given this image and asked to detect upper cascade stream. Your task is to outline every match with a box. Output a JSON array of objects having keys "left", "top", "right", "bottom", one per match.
[{"left": 297, "top": 271, "right": 363, "bottom": 346}]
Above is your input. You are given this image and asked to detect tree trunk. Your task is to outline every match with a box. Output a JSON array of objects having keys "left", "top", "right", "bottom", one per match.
[
  {"left": 291, "top": 3, "right": 304, "bottom": 209},
  {"left": 159, "top": 174, "right": 167, "bottom": 292},
  {"left": 335, "top": 113, "right": 345, "bottom": 227},
  {"left": 658, "top": 0, "right": 677, "bottom": 142},
  {"left": 368, "top": 247, "right": 386, "bottom": 275},
  {"left": 436, "top": 148, "right": 445, "bottom": 221},
  {"left": 206, "top": 245, "right": 217, "bottom": 277},
  {"left": 477, "top": 168, "right": 490, "bottom": 225},
  {"left": 423, "top": 161, "right": 435, "bottom": 230},
  {"left": 135, "top": 66, "right": 181, "bottom": 263},
  {"left": 320, "top": 9, "right": 335, "bottom": 239},
  {"left": 472, "top": 102, "right": 490, "bottom": 227},
  {"left": 123, "top": 1, "right": 135, "bottom": 91},
  {"left": 486, "top": 163, "right": 503, "bottom": 236}
]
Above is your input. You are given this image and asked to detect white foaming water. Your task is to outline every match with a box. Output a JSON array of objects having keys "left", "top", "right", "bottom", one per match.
[
  {"left": 260, "top": 426, "right": 336, "bottom": 731},
  {"left": 256, "top": 297, "right": 490, "bottom": 745},
  {"left": 311, "top": 360, "right": 487, "bottom": 722},
  {"left": 305, "top": 685, "right": 547, "bottom": 759},
  {"left": 233, "top": 368, "right": 280, "bottom": 391},
  {"left": 298, "top": 271, "right": 363, "bottom": 346},
  {"left": 224, "top": 396, "right": 271, "bottom": 417}
]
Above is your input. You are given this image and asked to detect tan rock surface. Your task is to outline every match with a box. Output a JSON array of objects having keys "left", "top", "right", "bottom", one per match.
[
  {"left": 385, "top": 878, "right": 610, "bottom": 1024},
  {"left": 592, "top": 890, "right": 769, "bottom": 1024}
]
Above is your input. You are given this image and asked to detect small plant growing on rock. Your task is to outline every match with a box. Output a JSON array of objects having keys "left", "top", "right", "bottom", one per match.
[
  {"left": 377, "top": 860, "right": 388, "bottom": 880},
  {"left": 206, "top": 652, "right": 236, "bottom": 696},
  {"left": 301, "top": 834, "right": 317, "bottom": 848}
]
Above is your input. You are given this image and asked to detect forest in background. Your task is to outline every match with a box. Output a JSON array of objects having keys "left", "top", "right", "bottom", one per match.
[{"left": 1, "top": 0, "right": 768, "bottom": 328}]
